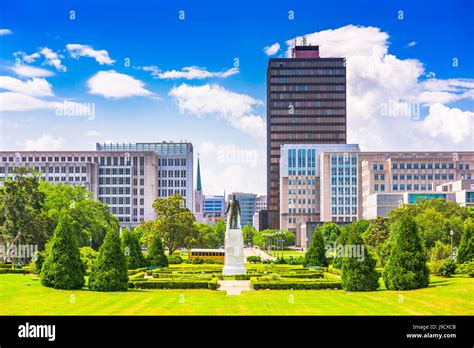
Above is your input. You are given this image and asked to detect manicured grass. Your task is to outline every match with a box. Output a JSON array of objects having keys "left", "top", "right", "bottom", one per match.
[{"left": 1, "top": 274, "right": 473, "bottom": 315}]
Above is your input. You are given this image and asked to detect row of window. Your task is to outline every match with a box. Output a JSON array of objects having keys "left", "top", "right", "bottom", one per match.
[
  {"left": 393, "top": 173, "right": 455, "bottom": 181},
  {"left": 287, "top": 208, "right": 317, "bottom": 217},
  {"left": 272, "top": 101, "right": 346, "bottom": 108},
  {"left": 99, "top": 168, "right": 131, "bottom": 175},
  {"left": 158, "top": 180, "right": 187, "bottom": 188},
  {"left": 158, "top": 170, "right": 187, "bottom": 178},
  {"left": 287, "top": 189, "right": 317, "bottom": 195},
  {"left": 288, "top": 198, "right": 318, "bottom": 205},
  {"left": 99, "top": 187, "right": 131, "bottom": 195},
  {"left": 159, "top": 189, "right": 187, "bottom": 197},
  {"left": 270, "top": 60, "right": 344, "bottom": 68},
  {"left": 392, "top": 162, "right": 470, "bottom": 170},
  {"left": 288, "top": 178, "right": 317, "bottom": 185},
  {"left": 331, "top": 177, "right": 358, "bottom": 185},
  {"left": 158, "top": 158, "right": 187, "bottom": 166},
  {"left": 331, "top": 207, "right": 357, "bottom": 215},
  {"left": 271, "top": 69, "right": 345, "bottom": 76},
  {"left": 98, "top": 177, "right": 131, "bottom": 185},
  {"left": 332, "top": 197, "right": 358, "bottom": 205},
  {"left": 270, "top": 84, "right": 345, "bottom": 92},
  {"left": 271, "top": 77, "right": 345, "bottom": 84},
  {"left": 331, "top": 187, "right": 358, "bottom": 196},
  {"left": 271, "top": 93, "right": 345, "bottom": 100},
  {"left": 270, "top": 109, "right": 346, "bottom": 116},
  {"left": 392, "top": 183, "right": 434, "bottom": 191},
  {"left": 99, "top": 196, "right": 131, "bottom": 205}
]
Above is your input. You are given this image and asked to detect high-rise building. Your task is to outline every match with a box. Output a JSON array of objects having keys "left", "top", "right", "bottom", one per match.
[
  {"left": 96, "top": 142, "right": 193, "bottom": 211},
  {"left": 252, "top": 195, "right": 267, "bottom": 230},
  {"left": 266, "top": 44, "right": 347, "bottom": 229}
]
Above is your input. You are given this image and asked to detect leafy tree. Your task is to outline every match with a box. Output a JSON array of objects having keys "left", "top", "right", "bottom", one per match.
[
  {"left": 383, "top": 212, "right": 429, "bottom": 290},
  {"left": 350, "top": 219, "right": 370, "bottom": 235},
  {"left": 252, "top": 229, "right": 295, "bottom": 249},
  {"left": 40, "top": 182, "right": 119, "bottom": 249},
  {"left": 80, "top": 246, "right": 98, "bottom": 272},
  {"left": 242, "top": 224, "right": 257, "bottom": 245},
  {"left": 341, "top": 227, "right": 379, "bottom": 291},
  {"left": 458, "top": 218, "right": 474, "bottom": 263},
  {"left": 191, "top": 222, "right": 220, "bottom": 249},
  {"left": 322, "top": 222, "right": 340, "bottom": 245},
  {"left": 437, "top": 258, "right": 456, "bottom": 277},
  {"left": 213, "top": 220, "right": 226, "bottom": 246},
  {"left": 40, "top": 210, "right": 85, "bottom": 290},
  {"left": 303, "top": 227, "right": 327, "bottom": 267},
  {"left": 140, "top": 194, "right": 196, "bottom": 255},
  {"left": 428, "top": 241, "right": 452, "bottom": 262},
  {"left": 121, "top": 228, "right": 146, "bottom": 270},
  {"left": 146, "top": 235, "right": 168, "bottom": 268},
  {"left": 89, "top": 228, "right": 128, "bottom": 292},
  {"left": 0, "top": 167, "right": 53, "bottom": 261},
  {"left": 363, "top": 217, "right": 391, "bottom": 267}
]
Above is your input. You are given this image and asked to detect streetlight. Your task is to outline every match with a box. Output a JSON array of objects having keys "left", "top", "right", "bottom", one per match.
[{"left": 450, "top": 230, "right": 454, "bottom": 260}]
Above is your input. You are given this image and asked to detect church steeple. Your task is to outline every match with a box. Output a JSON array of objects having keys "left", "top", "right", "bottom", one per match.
[{"left": 196, "top": 155, "right": 202, "bottom": 192}]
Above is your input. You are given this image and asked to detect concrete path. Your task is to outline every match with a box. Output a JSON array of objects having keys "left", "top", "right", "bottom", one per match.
[
  {"left": 217, "top": 280, "right": 252, "bottom": 296},
  {"left": 244, "top": 247, "right": 276, "bottom": 261}
]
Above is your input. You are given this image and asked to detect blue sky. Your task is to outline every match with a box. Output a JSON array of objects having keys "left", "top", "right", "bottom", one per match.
[{"left": 1, "top": 0, "right": 473, "bottom": 195}]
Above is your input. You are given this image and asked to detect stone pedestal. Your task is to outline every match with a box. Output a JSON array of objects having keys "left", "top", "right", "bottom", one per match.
[{"left": 222, "top": 228, "right": 246, "bottom": 276}]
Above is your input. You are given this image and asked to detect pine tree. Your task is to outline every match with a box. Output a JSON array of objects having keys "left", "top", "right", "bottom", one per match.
[
  {"left": 457, "top": 218, "right": 474, "bottom": 263},
  {"left": 41, "top": 211, "right": 85, "bottom": 290},
  {"left": 146, "top": 235, "right": 168, "bottom": 268},
  {"left": 303, "top": 227, "right": 327, "bottom": 267},
  {"left": 383, "top": 213, "right": 429, "bottom": 290},
  {"left": 89, "top": 228, "right": 128, "bottom": 291},
  {"left": 341, "top": 227, "right": 379, "bottom": 291},
  {"left": 121, "top": 228, "right": 146, "bottom": 270}
]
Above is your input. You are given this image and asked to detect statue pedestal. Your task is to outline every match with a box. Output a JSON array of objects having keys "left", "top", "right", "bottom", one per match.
[{"left": 222, "top": 228, "right": 246, "bottom": 276}]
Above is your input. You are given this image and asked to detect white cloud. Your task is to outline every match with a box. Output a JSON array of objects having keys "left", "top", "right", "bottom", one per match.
[
  {"left": 422, "top": 103, "right": 473, "bottom": 144},
  {"left": 9, "top": 65, "right": 54, "bottom": 78},
  {"left": 0, "top": 76, "right": 53, "bottom": 97},
  {"left": 142, "top": 66, "right": 239, "bottom": 80},
  {"left": 169, "top": 83, "right": 265, "bottom": 138},
  {"left": 66, "top": 44, "right": 115, "bottom": 65},
  {"left": 14, "top": 51, "right": 40, "bottom": 63},
  {"left": 87, "top": 70, "right": 154, "bottom": 99},
  {"left": 0, "top": 29, "right": 12, "bottom": 36},
  {"left": 0, "top": 92, "right": 59, "bottom": 111},
  {"left": 283, "top": 25, "right": 474, "bottom": 150},
  {"left": 407, "top": 41, "right": 417, "bottom": 47},
  {"left": 263, "top": 42, "right": 280, "bottom": 56},
  {"left": 22, "top": 134, "right": 65, "bottom": 151},
  {"left": 40, "top": 47, "right": 66, "bottom": 72}
]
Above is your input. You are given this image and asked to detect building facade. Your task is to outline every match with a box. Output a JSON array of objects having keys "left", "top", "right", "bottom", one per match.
[
  {"left": 96, "top": 142, "right": 193, "bottom": 211},
  {"left": 266, "top": 44, "right": 347, "bottom": 229},
  {"left": 0, "top": 150, "right": 158, "bottom": 227}
]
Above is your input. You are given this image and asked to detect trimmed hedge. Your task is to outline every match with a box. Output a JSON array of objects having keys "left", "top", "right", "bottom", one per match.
[
  {"left": 0, "top": 268, "right": 29, "bottom": 274},
  {"left": 251, "top": 278, "right": 342, "bottom": 290},
  {"left": 208, "top": 277, "right": 220, "bottom": 290},
  {"left": 128, "top": 268, "right": 147, "bottom": 276},
  {"left": 129, "top": 272, "right": 145, "bottom": 281},
  {"left": 130, "top": 279, "right": 216, "bottom": 289}
]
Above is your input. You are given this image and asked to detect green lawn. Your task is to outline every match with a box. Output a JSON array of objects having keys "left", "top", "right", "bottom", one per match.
[{"left": 1, "top": 274, "right": 473, "bottom": 315}]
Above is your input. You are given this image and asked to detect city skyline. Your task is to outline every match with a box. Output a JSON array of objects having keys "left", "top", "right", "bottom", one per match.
[{"left": 1, "top": 0, "right": 473, "bottom": 196}]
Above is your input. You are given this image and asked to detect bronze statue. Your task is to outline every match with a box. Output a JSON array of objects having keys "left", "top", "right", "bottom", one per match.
[{"left": 225, "top": 194, "right": 241, "bottom": 229}]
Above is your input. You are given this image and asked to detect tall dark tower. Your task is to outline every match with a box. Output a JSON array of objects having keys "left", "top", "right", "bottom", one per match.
[{"left": 266, "top": 44, "right": 347, "bottom": 229}]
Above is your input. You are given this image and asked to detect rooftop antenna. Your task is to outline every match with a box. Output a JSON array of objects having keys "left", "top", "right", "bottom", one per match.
[{"left": 302, "top": 36, "right": 307, "bottom": 46}]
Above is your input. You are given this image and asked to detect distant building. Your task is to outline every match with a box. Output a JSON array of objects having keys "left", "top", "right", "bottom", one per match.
[{"left": 228, "top": 192, "right": 257, "bottom": 227}]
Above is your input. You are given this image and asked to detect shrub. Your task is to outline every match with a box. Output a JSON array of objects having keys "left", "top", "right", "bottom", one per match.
[
  {"left": 428, "top": 241, "right": 452, "bottom": 262},
  {"left": 383, "top": 214, "right": 429, "bottom": 290},
  {"left": 208, "top": 277, "right": 220, "bottom": 290},
  {"left": 130, "top": 279, "right": 211, "bottom": 289},
  {"left": 192, "top": 257, "right": 204, "bottom": 264},
  {"left": 287, "top": 256, "right": 304, "bottom": 265},
  {"left": 167, "top": 255, "right": 183, "bottom": 264},
  {"left": 437, "top": 259, "right": 456, "bottom": 277},
  {"left": 0, "top": 268, "right": 29, "bottom": 274},
  {"left": 262, "top": 259, "right": 274, "bottom": 264},
  {"left": 41, "top": 211, "right": 85, "bottom": 290},
  {"left": 456, "top": 261, "right": 474, "bottom": 277},
  {"left": 146, "top": 236, "right": 168, "bottom": 268},
  {"left": 89, "top": 228, "right": 129, "bottom": 292},
  {"left": 304, "top": 227, "right": 327, "bottom": 267},
  {"left": 246, "top": 256, "right": 262, "bottom": 264},
  {"left": 129, "top": 272, "right": 145, "bottom": 281},
  {"left": 80, "top": 247, "right": 98, "bottom": 272},
  {"left": 121, "top": 228, "right": 147, "bottom": 270},
  {"left": 457, "top": 219, "right": 474, "bottom": 264},
  {"left": 251, "top": 278, "right": 342, "bottom": 290},
  {"left": 127, "top": 267, "right": 147, "bottom": 276},
  {"left": 341, "top": 227, "right": 379, "bottom": 292}
]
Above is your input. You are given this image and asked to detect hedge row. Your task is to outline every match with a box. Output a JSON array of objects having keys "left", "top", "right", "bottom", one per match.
[
  {"left": 129, "top": 272, "right": 145, "bottom": 281},
  {"left": 128, "top": 268, "right": 147, "bottom": 276},
  {"left": 0, "top": 268, "right": 29, "bottom": 274},
  {"left": 129, "top": 278, "right": 220, "bottom": 290},
  {"left": 151, "top": 272, "right": 215, "bottom": 280},
  {"left": 250, "top": 278, "right": 342, "bottom": 290}
]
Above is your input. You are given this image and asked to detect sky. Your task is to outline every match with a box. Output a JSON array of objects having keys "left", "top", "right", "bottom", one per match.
[{"left": 0, "top": 0, "right": 473, "bottom": 196}]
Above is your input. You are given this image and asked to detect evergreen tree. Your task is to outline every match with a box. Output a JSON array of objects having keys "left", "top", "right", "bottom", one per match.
[
  {"left": 303, "top": 227, "right": 327, "bottom": 267},
  {"left": 458, "top": 218, "right": 474, "bottom": 263},
  {"left": 121, "top": 228, "right": 146, "bottom": 270},
  {"left": 341, "top": 227, "right": 379, "bottom": 291},
  {"left": 146, "top": 235, "right": 168, "bottom": 268},
  {"left": 41, "top": 211, "right": 85, "bottom": 290},
  {"left": 89, "top": 228, "right": 128, "bottom": 291},
  {"left": 383, "top": 213, "right": 429, "bottom": 290}
]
